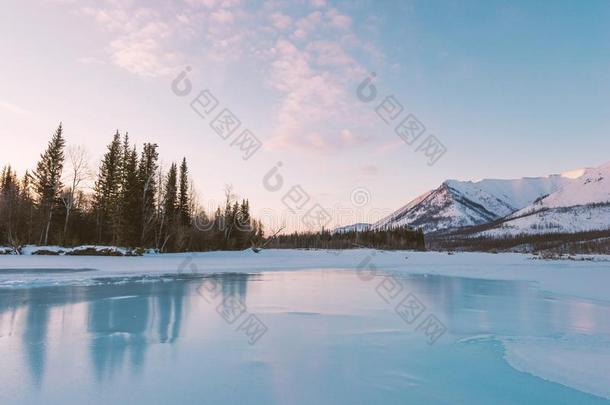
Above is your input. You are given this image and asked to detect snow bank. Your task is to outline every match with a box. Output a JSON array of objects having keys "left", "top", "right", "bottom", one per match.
[
  {"left": 0, "top": 246, "right": 15, "bottom": 255},
  {"left": 17, "top": 245, "right": 154, "bottom": 256}
]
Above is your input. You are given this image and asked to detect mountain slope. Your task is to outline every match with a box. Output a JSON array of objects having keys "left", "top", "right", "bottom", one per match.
[
  {"left": 372, "top": 175, "right": 576, "bottom": 233},
  {"left": 333, "top": 223, "right": 370, "bottom": 233},
  {"left": 479, "top": 162, "right": 610, "bottom": 236},
  {"left": 520, "top": 162, "right": 610, "bottom": 212}
]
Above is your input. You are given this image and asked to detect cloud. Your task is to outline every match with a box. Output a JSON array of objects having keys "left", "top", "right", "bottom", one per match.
[
  {"left": 0, "top": 101, "right": 31, "bottom": 116},
  {"left": 306, "top": 40, "right": 355, "bottom": 67},
  {"left": 264, "top": 4, "right": 377, "bottom": 154},
  {"left": 326, "top": 8, "right": 352, "bottom": 30},
  {"left": 292, "top": 11, "right": 322, "bottom": 40},
  {"left": 268, "top": 129, "right": 369, "bottom": 153},
  {"left": 375, "top": 140, "right": 405, "bottom": 155},
  {"left": 266, "top": 38, "right": 354, "bottom": 152},
  {"left": 210, "top": 8, "right": 235, "bottom": 24},
  {"left": 68, "top": 0, "right": 384, "bottom": 152},
  {"left": 109, "top": 21, "right": 178, "bottom": 77},
  {"left": 270, "top": 12, "right": 292, "bottom": 30},
  {"left": 79, "top": 5, "right": 180, "bottom": 77},
  {"left": 360, "top": 164, "right": 380, "bottom": 177}
]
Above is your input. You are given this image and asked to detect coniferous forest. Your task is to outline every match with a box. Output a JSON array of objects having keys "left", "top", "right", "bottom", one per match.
[
  {"left": 268, "top": 228, "right": 426, "bottom": 251},
  {"left": 0, "top": 123, "right": 428, "bottom": 254},
  {"left": 0, "top": 123, "right": 263, "bottom": 253}
]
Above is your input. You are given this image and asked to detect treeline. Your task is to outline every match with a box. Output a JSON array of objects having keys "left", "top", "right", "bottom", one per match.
[
  {"left": 0, "top": 123, "right": 263, "bottom": 252},
  {"left": 428, "top": 229, "right": 610, "bottom": 254},
  {"left": 266, "top": 228, "right": 426, "bottom": 251}
]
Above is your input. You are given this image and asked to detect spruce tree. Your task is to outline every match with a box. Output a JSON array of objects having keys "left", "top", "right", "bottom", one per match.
[
  {"left": 138, "top": 143, "right": 159, "bottom": 246},
  {"left": 33, "top": 123, "right": 66, "bottom": 245},
  {"left": 18, "top": 171, "right": 36, "bottom": 244},
  {"left": 160, "top": 163, "right": 178, "bottom": 251},
  {"left": 0, "top": 166, "right": 20, "bottom": 245},
  {"left": 237, "top": 199, "right": 252, "bottom": 248},
  {"left": 93, "top": 131, "right": 123, "bottom": 244},
  {"left": 120, "top": 145, "right": 141, "bottom": 247},
  {"left": 178, "top": 158, "right": 191, "bottom": 226}
]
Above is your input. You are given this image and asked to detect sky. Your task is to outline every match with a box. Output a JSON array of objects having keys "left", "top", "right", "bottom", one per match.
[{"left": 1, "top": 0, "right": 610, "bottom": 232}]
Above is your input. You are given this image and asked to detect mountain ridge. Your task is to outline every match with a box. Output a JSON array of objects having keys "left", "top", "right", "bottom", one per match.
[{"left": 337, "top": 162, "right": 610, "bottom": 237}]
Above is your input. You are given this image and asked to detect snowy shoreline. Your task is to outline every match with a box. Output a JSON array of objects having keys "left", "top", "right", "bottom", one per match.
[{"left": 1, "top": 249, "right": 609, "bottom": 301}]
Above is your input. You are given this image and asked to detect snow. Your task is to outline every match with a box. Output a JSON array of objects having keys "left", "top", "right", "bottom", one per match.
[
  {"left": 372, "top": 185, "right": 491, "bottom": 232},
  {"left": 527, "top": 162, "right": 610, "bottom": 211},
  {"left": 362, "top": 162, "right": 609, "bottom": 236},
  {"left": 480, "top": 205, "right": 610, "bottom": 236},
  {"left": 445, "top": 175, "right": 573, "bottom": 214},
  {"left": 333, "top": 223, "right": 370, "bottom": 233},
  {"left": 0, "top": 246, "right": 15, "bottom": 255},
  {"left": 480, "top": 162, "right": 610, "bottom": 236},
  {"left": 561, "top": 168, "right": 588, "bottom": 179},
  {"left": 370, "top": 174, "right": 576, "bottom": 233},
  {"left": 372, "top": 189, "right": 434, "bottom": 229},
  {"left": 16, "top": 245, "right": 153, "bottom": 256}
]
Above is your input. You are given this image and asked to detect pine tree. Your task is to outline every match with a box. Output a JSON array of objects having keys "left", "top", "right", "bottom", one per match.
[
  {"left": 255, "top": 219, "right": 264, "bottom": 241},
  {"left": 120, "top": 144, "right": 141, "bottom": 247},
  {"left": 18, "top": 171, "right": 36, "bottom": 244},
  {"left": 178, "top": 158, "right": 191, "bottom": 226},
  {"left": 160, "top": 163, "right": 178, "bottom": 251},
  {"left": 138, "top": 143, "right": 159, "bottom": 246},
  {"left": 33, "top": 123, "right": 66, "bottom": 245},
  {"left": 115, "top": 133, "right": 131, "bottom": 243},
  {"left": 93, "top": 131, "right": 123, "bottom": 244},
  {"left": 0, "top": 166, "right": 20, "bottom": 245},
  {"left": 226, "top": 201, "right": 240, "bottom": 249},
  {"left": 237, "top": 199, "right": 252, "bottom": 248},
  {"left": 213, "top": 207, "right": 224, "bottom": 250}
]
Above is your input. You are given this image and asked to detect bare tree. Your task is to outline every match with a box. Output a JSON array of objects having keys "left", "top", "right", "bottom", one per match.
[
  {"left": 252, "top": 224, "right": 284, "bottom": 253},
  {"left": 61, "top": 146, "right": 91, "bottom": 244}
]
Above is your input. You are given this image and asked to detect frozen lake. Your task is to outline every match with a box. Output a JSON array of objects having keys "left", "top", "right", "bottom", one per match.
[{"left": 1, "top": 251, "right": 610, "bottom": 404}]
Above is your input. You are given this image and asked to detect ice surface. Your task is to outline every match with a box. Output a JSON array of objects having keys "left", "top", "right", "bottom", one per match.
[
  {"left": 1, "top": 250, "right": 610, "bottom": 404},
  {"left": 502, "top": 334, "right": 610, "bottom": 399}
]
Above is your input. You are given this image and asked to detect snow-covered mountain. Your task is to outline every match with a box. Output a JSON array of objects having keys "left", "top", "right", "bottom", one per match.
[
  {"left": 519, "top": 162, "right": 610, "bottom": 212},
  {"left": 479, "top": 162, "right": 610, "bottom": 236},
  {"left": 371, "top": 174, "right": 577, "bottom": 233},
  {"left": 336, "top": 162, "right": 610, "bottom": 237},
  {"left": 333, "top": 223, "right": 370, "bottom": 233}
]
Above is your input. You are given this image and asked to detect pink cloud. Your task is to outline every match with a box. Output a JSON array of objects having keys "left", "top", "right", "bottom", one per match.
[
  {"left": 270, "top": 12, "right": 292, "bottom": 31},
  {"left": 292, "top": 11, "right": 322, "bottom": 40},
  {"left": 210, "top": 9, "right": 234, "bottom": 24},
  {"left": 375, "top": 140, "right": 405, "bottom": 155},
  {"left": 73, "top": 0, "right": 384, "bottom": 151},
  {"left": 306, "top": 40, "right": 355, "bottom": 67},
  {"left": 326, "top": 8, "right": 352, "bottom": 30}
]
